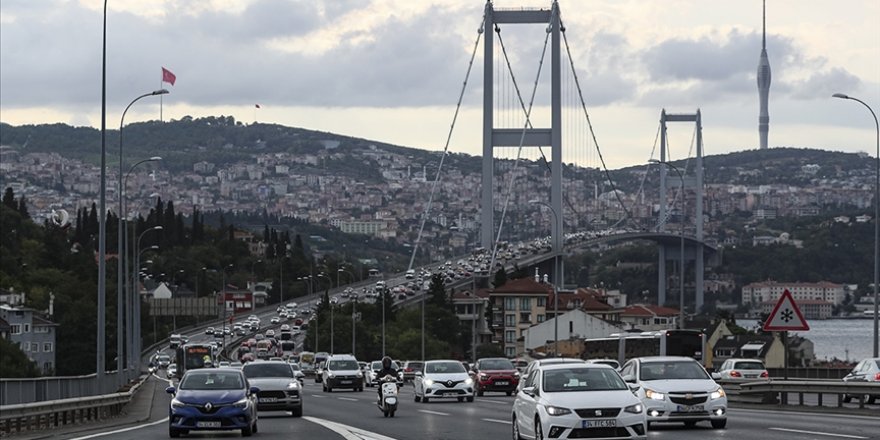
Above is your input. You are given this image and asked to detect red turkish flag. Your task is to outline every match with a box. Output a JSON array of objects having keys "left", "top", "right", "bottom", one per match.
[{"left": 161, "top": 67, "right": 176, "bottom": 86}]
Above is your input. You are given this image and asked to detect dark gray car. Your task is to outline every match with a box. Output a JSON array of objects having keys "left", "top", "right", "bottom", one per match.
[{"left": 242, "top": 361, "right": 303, "bottom": 416}]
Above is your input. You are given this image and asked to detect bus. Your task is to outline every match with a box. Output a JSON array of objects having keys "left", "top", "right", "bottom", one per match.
[
  {"left": 174, "top": 343, "right": 215, "bottom": 379},
  {"left": 583, "top": 329, "right": 706, "bottom": 368},
  {"left": 368, "top": 268, "right": 381, "bottom": 278},
  {"left": 300, "top": 351, "right": 316, "bottom": 376}
]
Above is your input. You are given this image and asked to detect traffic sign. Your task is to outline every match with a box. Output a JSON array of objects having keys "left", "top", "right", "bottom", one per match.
[{"left": 763, "top": 289, "right": 810, "bottom": 331}]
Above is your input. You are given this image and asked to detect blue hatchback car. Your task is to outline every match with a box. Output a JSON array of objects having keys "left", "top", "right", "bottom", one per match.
[{"left": 166, "top": 368, "right": 259, "bottom": 437}]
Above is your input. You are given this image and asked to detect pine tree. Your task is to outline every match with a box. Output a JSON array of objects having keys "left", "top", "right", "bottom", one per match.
[
  {"left": 17, "top": 195, "right": 29, "bottom": 219},
  {"left": 2, "top": 187, "right": 15, "bottom": 209}
]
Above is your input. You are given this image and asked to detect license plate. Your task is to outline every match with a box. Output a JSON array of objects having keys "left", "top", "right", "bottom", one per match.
[
  {"left": 676, "top": 404, "right": 705, "bottom": 412},
  {"left": 196, "top": 421, "right": 221, "bottom": 428},
  {"left": 582, "top": 419, "right": 617, "bottom": 428},
  {"left": 495, "top": 381, "right": 509, "bottom": 386},
  {"left": 259, "top": 397, "right": 277, "bottom": 403},
  {"left": 341, "top": 380, "right": 352, "bottom": 384}
]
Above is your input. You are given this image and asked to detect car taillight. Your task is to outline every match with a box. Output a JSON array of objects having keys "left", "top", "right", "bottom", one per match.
[
  {"left": 760, "top": 371, "right": 769, "bottom": 378},
  {"left": 875, "top": 372, "right": 880, "bottom": 381},
  {"left": 730, "top": 370, "right": 742, "bottom": 378},
  {"left": 405, "top": 368, "right": 412, "bottom": 372}
]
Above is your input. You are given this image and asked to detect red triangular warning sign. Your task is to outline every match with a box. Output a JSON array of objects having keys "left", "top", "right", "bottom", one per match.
[{"left": 763, "top": 289, "right": 810, "bottom": 331}]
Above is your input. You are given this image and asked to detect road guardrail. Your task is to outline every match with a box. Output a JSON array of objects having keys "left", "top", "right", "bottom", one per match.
[{"left": 719, "top": 378, "right": 880, "bottom": 409}]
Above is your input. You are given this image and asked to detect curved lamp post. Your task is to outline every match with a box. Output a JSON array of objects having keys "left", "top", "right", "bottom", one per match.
[
  {"left": 117, "top": 89, "right": 167, "bottom": 383},
  {"left": 650, "top": 159, "right": 686, "bottom": 329},
  {"left": 833, "top": 93, "right": 879, "bottom": 357}
]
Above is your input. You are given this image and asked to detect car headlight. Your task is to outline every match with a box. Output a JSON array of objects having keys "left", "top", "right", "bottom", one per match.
[
  {"left": 287, "top": 382, "right": 299, "bottom": 389},
  {"left": 356, "top": 371, "right": 363, "bottom": 378},
  {"left": 424, "top": 379, "right": 434, "bottom": 386},
  {"left": 710, "top": 388, "right": 726, "bottom": 399},
  {"left": 170, "top": 398, "right": 186, "bottom": 409},
  {"left": 479, "top": 373, "right": 488, "bottom": 379},
  {"left": 328, "top": 372, "right": 335, "bottom": 378},
  {"left": 514, "top": 372, "right": 520, "bottom": 378},
  {"left": 233, "top": 397, "right": 249, "bottom": 409},
  {"left": 465, "top": 377, "right": 473, "bottom": 385},
  {"left": 624, "top": 403, "right": 644, "bottom": 414},
  {"left": 545, "top": 405, "right": 571, "bottom": 416},
  {"left": 645, "top": 389, "right": 665, "bottom": 401}
]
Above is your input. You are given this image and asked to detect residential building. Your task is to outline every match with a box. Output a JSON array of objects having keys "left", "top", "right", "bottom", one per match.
[
  {"left": 0, "top": 304, "right": 58, "bottom": 374},
  {"left": 487, "top": 277, "right": 553, "bottom": 358},
  {"left": 617, "top": 304, "right": 680, "bottom": 331},
  {"left": 761, "top": 299, "right": 833, "bottom": 319},
  {"left": 451, "top": 288, "right": 492, "bottom": 346},
  {"left": 742, "top": 281, "right": 847, "bottom": 306},
  {"left": 522, "top": 309, "right": 623, "bottom": 353}
]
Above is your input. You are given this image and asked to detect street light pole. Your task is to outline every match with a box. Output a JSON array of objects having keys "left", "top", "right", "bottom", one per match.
[
  {"left": 123, "top": 157, "right": 160, "bottom": 374},
  {"left": 117, "top": 90, "right": 168, "bottom": 383},
  {"left": 833, "top": 93, "right": 879, "bottom": 357},
  {"left": 531, "top": 200, "right": 561, "bottom": 356},
  {"left": 651, "top": 159, "right": 686, "bottom": 329}
]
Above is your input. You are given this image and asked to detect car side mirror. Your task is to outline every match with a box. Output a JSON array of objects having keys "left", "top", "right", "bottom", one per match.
[
  {"left": 628, "top": 383, "right": 640, "bottom": 393},
  {"left": 622, "top": 374, "right": 636, "bottom": 383},
  {"left": 522, "top": 386, "right": 536, "bottom": 397},
  {"left": 711, "top": 372, "right": 722, "bottom": 381},
  {"left": 249, "top": 386, "right": 261, "bottom": 395},
  {"left": 165, "top": 386, "right": 176, "bottom": 395}
]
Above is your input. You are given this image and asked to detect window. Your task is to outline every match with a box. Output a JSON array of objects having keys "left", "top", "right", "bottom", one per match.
[
  {"left": 504, "top": 297, "right": 516, "bottom": 310},
  {"left": 31, "top": 342, "right": 40, "bottom": 352},
  {"left": 23, "top": 324, "right": 30, "bottom": 333},
  {"left": 519, "top": 312, "right": 531, "bottom": 323},
  {"left": 34, "top": 326, "right": 50, "bottom": 334},
  {"left": 505, "top": 330, "right": 516, "bottom": 343},
  {"left": 537, "top": 314, "right": 545, "bottom": 323},
  {"left": 505, "top": 347, "right": 515, "bottom": 358},
  {"left": 537, "top": 297, "right": 546, "bottom": 307},
  {"left": 520, "top": 298, "right": 531, "bottom": 310},
  {"left": 10, "top": 324, "right": 22, "bottom": 335},
  {"left": 43, "top": 342, "right": 53, "bottom": 352},
  {"left": 505, "top": 314, "right": 516, "bottom": 327},
  {"left": 22, "top": 342, "right": 29, "bottom": 352}
]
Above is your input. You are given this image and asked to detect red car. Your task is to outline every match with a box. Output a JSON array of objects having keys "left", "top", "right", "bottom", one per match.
[{"left": 472, "top": 357, "right": 520, "bottom": 396}]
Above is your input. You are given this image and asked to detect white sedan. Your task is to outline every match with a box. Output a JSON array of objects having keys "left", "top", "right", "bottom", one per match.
[
  {"left": 512, "top": 363, "right": 646, "bottom": 439},
  {"left": 414, "top": 360, "right": 474, "bottom": 403}
]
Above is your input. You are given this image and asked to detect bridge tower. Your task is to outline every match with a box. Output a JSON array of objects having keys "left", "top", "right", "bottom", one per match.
[
  {"left": 481, "top": 1, "right": 564, "bottom": 282},
  {"left": 657, "top": 109, "right": 705, "bottom": 313}
]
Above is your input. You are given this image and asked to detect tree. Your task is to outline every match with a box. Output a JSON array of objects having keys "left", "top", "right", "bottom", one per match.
[
  {"left": 0, "top": 338, "right": 40, "bottom": 378},
  {"left": 493, "top": 267, "right": 508, "bottom": 288},
  {"left": 2, "top": 187, "right": 16, "bottom": 209},
  {"left": 427, "top": 274, "right": 448, "bottom": 308}
]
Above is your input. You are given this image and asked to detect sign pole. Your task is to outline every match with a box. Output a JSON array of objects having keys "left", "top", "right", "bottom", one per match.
[{"left": 783, "top": 330, "right": 788, "bottom": 381}]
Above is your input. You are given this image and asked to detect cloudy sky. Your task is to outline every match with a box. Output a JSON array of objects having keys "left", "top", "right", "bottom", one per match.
[{"left": 1, "top": 0, "right": 878, "bottom": 168}]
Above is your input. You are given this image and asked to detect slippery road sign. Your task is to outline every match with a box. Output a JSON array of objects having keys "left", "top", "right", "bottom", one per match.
[{"left": 763, "top": 289, "right": 810, "bottom": 331}]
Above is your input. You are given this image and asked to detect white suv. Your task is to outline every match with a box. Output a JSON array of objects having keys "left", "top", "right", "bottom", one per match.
[
  {"left": 620, "top": 356, "right": 727, "bottom": 429},
  {"left": 322, "top": 354, "right": 364, "bottom": 392}
]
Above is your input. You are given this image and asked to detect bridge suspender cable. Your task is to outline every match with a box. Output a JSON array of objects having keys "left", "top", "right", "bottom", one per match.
[{"left": 407, "top": 11, "right": 487, "bottom": 272}]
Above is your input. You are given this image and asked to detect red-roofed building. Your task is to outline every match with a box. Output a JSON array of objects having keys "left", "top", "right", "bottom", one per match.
[
  {"left": 547, "top": 288, "right": 621, "bottom": 323},
  {"left": 618, "top": 304, "right": 680, "bottom": 331},
  {"left": 487, "top": 277, "right": 554, "bottom": 358}
]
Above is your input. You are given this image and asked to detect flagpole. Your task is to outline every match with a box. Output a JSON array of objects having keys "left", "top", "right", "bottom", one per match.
[{"left": 159, "top": 75, "right": 163, "bottom": 122}]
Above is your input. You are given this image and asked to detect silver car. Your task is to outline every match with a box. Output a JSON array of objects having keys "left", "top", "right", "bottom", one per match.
[
  {"left": 843, "top": 357, "right": 880, "bottom": 404},
  {"left": 242, "top": 361, "right": 303, "bottom": 417},
  {"left": 716, "top": 358, "right": 769, "bottom": 380},
  {"left": 414, "top": 360, "right": 474, "bottom": 403}
]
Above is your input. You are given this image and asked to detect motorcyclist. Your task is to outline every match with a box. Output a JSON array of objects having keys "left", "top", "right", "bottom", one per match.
[{"left": 376, "top": 356, "right": 398, "bottom": 401}]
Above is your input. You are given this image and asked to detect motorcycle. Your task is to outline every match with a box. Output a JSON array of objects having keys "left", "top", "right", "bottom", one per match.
[{"left": 378, "top": 375, "right": 398, "bottom": 418}]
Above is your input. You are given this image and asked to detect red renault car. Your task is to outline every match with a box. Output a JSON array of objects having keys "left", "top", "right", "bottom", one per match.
[{"left": 472, "top": 357, "right": 520, "bottom": 396}]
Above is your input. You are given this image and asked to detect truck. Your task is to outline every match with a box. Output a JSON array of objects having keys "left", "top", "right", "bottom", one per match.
[{"left": 582, "top": 329, "right": 707, "bottom": 368}]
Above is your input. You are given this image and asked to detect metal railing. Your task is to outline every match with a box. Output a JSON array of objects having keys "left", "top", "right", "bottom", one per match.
[
  {"left": 719, "top": 378, "right": 880, "bottom": 410},
  {"left": 0, "top": 371, "right": 134, "bottom": 406},
  {"left": 0, "top": 374, "right": 148, "bottom": 436}
]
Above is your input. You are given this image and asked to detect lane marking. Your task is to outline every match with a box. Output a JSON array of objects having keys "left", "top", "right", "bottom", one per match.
[
  {"left": 483, "top": 418, "right": 511, "bottom": 425},
  {"left": 68, "top": 417, "right": 169, "bottom": 440},
  {"left": 418, "top": 409, "right": 450, "bottom": 416},
  {"left": 303, "top": 416, "right": 398, "bottom": 440},
  {"left": 337, "top": 397, "right": 359, "bottom": 401},
  {"left": 479, "top": 399, "right": 510, "bottom": 404},
  {"left": 768, "top": 428, "right": 868, "bottom": 439},
  {"left": 311, "top": 394, "right": 327, "bottom": 398}
]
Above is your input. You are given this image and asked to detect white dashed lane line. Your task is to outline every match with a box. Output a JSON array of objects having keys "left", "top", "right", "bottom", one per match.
[
  {"left": 417, "top": 409, "right": 451, "bottom": 416},
  {"left": 482, "top": 418, "right": 511, "bottom": 425}
]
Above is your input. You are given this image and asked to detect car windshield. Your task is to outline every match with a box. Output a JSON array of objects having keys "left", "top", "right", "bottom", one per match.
[
  {"left": 542, "top": 368, "right": 627, "bottom": 392},
  {"left": 242, "top": 363, "right": 293, "bottom": 378},
  {"left": 733, "top": 361, "right": 765, "bottom": 370},
  {"left": 640, "top": 361, "right": 709, "bottom": 380},
  {"left": 480, "top": 359, "right": 514, "bottom": 370},
  {"left": 158, "top": 355, "right": 170, "bottom": 361},
  {"left": 874, "top": 360, "right": 880, "bottom": 369},
  {"left": 426, "top": 362, "right": 465, "bottom": 374},
  {"left": 180, "top": 371, "right": 244, "bottom": 390},
  {"left": 407, "top": 362, "right": 424, "bottom": 369},
  {"left": 289, "top": 364, "right": 301, "bottom": 371},
  {"left": 328, "top": 360, "right": 359, "bottom": 370}
]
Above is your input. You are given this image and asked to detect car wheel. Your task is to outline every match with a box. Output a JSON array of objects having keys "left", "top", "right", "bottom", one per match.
[
  {"left": 291, "top": 406, "right": 303, "bottom": 417},
  {"left": 512, "top": 416, "right": 523, "bottom": 440},
  {"left": 535, "top": 418, "right": 544, "bottom": 440},
  {"left": 684, "top": 421, "right": 697, "bottom": 428},
  {"left": 466, "top": 396, "right": 474, "bottom": 402},
  {"left": 711, "top": 419, "right": 727, "bottom": 429},
  {"left": 241, "top": 423, "right": 253, "bottom": 437},
  {"left": 414, "top": 394, "right": 421, "bottom": 402},
  {"left": 423, "top": 397, "right": 430, "bottom": 403},
  {"left": 477, "top": 389, "right": 484, "bottom": 397},
  {"left": 327, "top": 386, "right": 333, "bottom": 392},
  {"left": 253, "top": 420, "right": 258, "bottom": 433},
  {"left": 383, "top": 410, "right": 389, "bottom": 418},
  {"left": 169, "top": 427, "right": 180, "bottom": 438}
]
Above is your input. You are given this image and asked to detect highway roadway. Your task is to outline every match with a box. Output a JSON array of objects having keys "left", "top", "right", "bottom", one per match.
[{"left": 57, "top": 373, "right": 879, "bottom": 440}]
